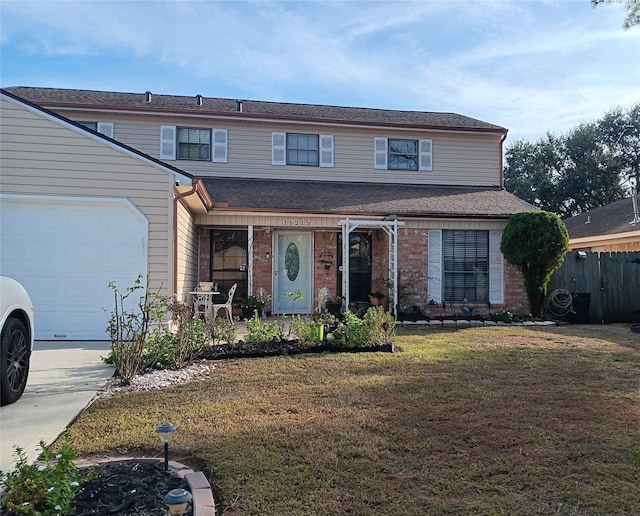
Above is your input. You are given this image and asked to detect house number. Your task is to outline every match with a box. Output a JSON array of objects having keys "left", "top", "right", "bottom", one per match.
[{"left": 282, "top": 219, "right": 311, "bottom": 226}]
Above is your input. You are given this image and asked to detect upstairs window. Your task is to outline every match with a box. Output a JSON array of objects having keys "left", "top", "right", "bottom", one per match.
[
  {"left": 287, "top": 133, "right": 318, "bottom": 166},
  {"left": 78, "top": 121, "right": 114, "bottom": 138},
  {"left": 160, "top": 126, "right": 227, "bottom": 162},
  {"left": 272, "top": 132, "right": 333, "bottom": 167},
  {"left": 389, "top": 139, "right": 418, "bottom": 170},
  {"left": 177, "top": 127, "right": 211, "bottom": 161},
  {"left": 374, "top": 137, "right": 432, "bottom": 171}
]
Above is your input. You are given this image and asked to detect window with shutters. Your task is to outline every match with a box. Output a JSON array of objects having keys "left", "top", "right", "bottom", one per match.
[
  {"left": 177, "top": 127, "right": 211, "bottom": 161},
  {"left": 287, "top": 133, "right": 319, "bottom": 166},
  {"left": 272, "top": 132, "right": 333, "bottom": 167},
  {"left": 78, "top": 121, "right": 114, "bottom": 138},
  {"left": 374, "top": 137, "right": 432, "bottom": 171},
  {"left": 443, "top": 230, "right": 489, "bottom": 303}
]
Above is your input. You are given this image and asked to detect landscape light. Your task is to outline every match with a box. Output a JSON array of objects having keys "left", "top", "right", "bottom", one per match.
[
  {"left": 155, "top": 423, "right": 176, "bottom": 471},
  {"left": 163, "top": 488, "right": 192, "bottom": 515}
]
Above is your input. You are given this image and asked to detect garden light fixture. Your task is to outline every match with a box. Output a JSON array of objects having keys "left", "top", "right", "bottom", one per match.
[
  {"left": 155, "top": 422, "right": 176, "bottom": 471},
  {"left": 163, "top": 488, "right": 192, "bottom": 515}
]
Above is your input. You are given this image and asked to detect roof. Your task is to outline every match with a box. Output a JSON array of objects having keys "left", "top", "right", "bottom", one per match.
[
  {"left": 4, "top": 86, "right": 507, "bottom": 134},
  {"left": 563, "top": 195, "right": 640, "bottom": 238},
  {"left": 201, "top": 177, "right": 533, "bottom": 218},
  {"left": 1, "top": 88, "right": 194, "bottom": 185}
]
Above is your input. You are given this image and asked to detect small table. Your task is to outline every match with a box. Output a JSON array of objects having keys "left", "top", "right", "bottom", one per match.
[{"left": 189, "top": 291, "right": 221, "bottom": 317}]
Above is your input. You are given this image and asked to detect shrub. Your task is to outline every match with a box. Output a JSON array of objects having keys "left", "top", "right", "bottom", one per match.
[
  {"left": 105, "top": 275, "right": 168, "bottom": 385},
  {"left": 209, "top": 315, "right": 237, "bottom": 345},
  {"left": 0, "top": 434, "right": 94, "bottom": 516},
  {"left": 501, "top": 211, "right": 569, "bottom": 317},
  {"left": 362, "top": 306, "right": 396, "bottom": 344},
  {"left": 244, "top": 312, "right": 283, "bottom": 343},
  {"left": 333, "top": 312, "right": 368, "bottom": 348}
]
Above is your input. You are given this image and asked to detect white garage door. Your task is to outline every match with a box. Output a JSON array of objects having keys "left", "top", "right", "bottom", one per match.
[{"left": 0, "top": 195, "right": 148, "bottom": 340}]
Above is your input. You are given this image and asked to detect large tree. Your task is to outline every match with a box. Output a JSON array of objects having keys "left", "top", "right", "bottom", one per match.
[
  {"left": 501, "top": 211, "right": 569, "bottom": 318},
  {"left": 504, "top": 103, "right": 638, "bottom": 216},
  {"left": 592, "top": 0, "right": 640, "bottom": 29}
]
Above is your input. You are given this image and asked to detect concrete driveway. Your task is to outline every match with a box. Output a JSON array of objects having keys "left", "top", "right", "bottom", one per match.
[{"left": 0, "top": 341, "right": 113, "bottom": 472}]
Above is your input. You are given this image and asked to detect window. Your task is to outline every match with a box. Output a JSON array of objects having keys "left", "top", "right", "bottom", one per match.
[
  {"left": 443, "top": 230, "right": 489, "bottom": 303},
  {"left": 78, "top": 121, "right": 114, "bottom": 138},
  {"left": 389, "top": 139, "right": 418, "bottom": 170},
  {"left": 287, "top": 133, "right": 318, "bottom": 166},
  {"left": 272, "top": 132, "right": 334, "bottom": 167},
  {"left": 160, "top": 126, "right": 227, "bottom": 162},
  {"left": 374, "top": 137, "right": 432, "bottom": 171},
  {"left": 177, "top": 127, "right": 211, "bottom": 161}
]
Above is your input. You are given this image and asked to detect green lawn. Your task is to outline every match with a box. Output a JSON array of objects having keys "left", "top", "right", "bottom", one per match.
[{"left": 69, "top": 325, "right": 640, "bottom": 515}]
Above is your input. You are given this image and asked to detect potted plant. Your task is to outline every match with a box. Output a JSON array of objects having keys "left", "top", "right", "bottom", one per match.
[
  {"left": 235, "top": 296, "right": 265, "bottom": 319},
  {"left": 325, "top": 295, "right": 344, "bottom": 316},
  {"left": 368, "top": 291, "right": 385, "bottom": 306}
]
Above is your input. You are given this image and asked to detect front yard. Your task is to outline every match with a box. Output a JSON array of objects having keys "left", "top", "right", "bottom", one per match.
[{"left": 69, "top": 325, "right": 640, "bottom": 514}]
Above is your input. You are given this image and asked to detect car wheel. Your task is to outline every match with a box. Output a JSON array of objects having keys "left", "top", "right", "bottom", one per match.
[{"left": 1, "top": 318, "right": 31, "bottom": 406}]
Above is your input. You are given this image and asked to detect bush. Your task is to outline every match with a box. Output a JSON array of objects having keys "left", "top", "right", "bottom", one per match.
[
  {"left": 244, "top": 312, "right": 283, "bottom": 343},
  {"left": 0, "top": 434, "right": 94, "bottom": 515}
]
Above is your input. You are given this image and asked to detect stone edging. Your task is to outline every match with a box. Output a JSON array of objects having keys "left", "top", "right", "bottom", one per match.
[{"left": 74, "top": 457, "right": 215, "bottom": 516}]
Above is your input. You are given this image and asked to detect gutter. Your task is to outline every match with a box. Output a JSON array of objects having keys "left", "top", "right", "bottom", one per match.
[{"left": 172, "top": 179, "right": 211, "bottom": 294}]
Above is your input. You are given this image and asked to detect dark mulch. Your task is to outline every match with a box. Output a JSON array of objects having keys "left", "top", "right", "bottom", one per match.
[
  {"left": 200, "top": 339, "right": 394, "bottom": 360},
  {"left": 75, "top": 460, "right": 191, "bottom": 515}
]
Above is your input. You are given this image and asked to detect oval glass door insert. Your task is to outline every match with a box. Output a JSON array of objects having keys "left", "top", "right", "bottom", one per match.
[{"left": 285, "top": 242, "right": 300, "bottom": 281}]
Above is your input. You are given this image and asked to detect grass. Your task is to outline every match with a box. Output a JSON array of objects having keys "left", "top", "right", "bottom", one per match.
[{"left": 68, "top": 324, "right": 640, "bottom": 515}]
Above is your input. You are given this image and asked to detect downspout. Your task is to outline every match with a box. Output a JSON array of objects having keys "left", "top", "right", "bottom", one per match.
[
  {"left": 500, "top": 131, "right": 508, "bottom": 189},
  {"left": 173, "top": 181, "right": 199, "bottom": 296}
]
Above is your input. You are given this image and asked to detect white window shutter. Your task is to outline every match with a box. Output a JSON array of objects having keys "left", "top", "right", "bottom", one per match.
[
  {"left": 97, "top": 122, "right": 114, "bottom": 139},
  {"left": 374, "top": 137, "right": 387, "bottom": 169},
  {"left": 272, "top": 132, "right": 286, "bottom": 165},
  {"left": 427, "top": 229, "right": 442, "bottom": 303},
  {"left": 319, "top": 134, "right": 334, "bottom": 167},
  {"left": 489, "top": 231, "right": 504, "bottom": 304},
  {"left": 212, "top": 129, "right": 228, "bottom": 163},
  {"left": 160, "top": 125, "right": 176, "bottom": 160},
  {"left": 419, "top": 139, "right": 433, "bottom": 171}
]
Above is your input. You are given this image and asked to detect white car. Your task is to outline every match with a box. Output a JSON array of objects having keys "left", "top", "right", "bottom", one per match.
[{"left": 0, "top": 276, "right": 34, "bottom": 405}]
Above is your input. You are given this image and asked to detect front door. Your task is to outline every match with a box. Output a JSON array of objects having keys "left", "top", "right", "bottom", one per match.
[{"left": 274, "top": 232, "right": 313, "bottom": 314}]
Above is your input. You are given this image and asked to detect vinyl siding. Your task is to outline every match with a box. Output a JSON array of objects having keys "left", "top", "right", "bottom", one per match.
[
  {"left": 176, "top": 199, "right": 199, "bottom": 300},
  {"left": 51, "top": 109, "right": 503, "bottom": 187},
  {"left": 0, "top": 97, "right": 175, "bottom": 294}
]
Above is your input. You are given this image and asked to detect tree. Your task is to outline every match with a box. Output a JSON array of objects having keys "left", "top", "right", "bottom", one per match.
[
  {"left": 592, "top": 0, "right": 640, "bottom": 29},
  {"left": 504, "top": 103, "right": 638, "bottom": 216},
  {"left": 501, "top": 211, "right": 569, "bottom": 318}
]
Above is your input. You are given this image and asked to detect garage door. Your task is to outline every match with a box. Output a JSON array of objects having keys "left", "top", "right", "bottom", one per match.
[{"left": 0, "top": 195, "right": 148, "bottom": 340}]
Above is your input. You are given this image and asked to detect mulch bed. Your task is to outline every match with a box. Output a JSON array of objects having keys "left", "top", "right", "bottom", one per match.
[
  {"left": 199, "top": 339, "right": 394, "bottom": 360},
  {"left": 75, "top": 460, "right": 191, "bottom": 515}
]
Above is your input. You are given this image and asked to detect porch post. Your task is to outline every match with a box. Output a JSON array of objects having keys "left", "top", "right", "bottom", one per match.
[{"left": 248, "top": 225, "right": 254, "bottom": 296}]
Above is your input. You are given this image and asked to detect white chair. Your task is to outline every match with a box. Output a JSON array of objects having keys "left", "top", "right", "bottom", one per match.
[{"left": 212, "top": 283, "right": 238, "bottom": 323}]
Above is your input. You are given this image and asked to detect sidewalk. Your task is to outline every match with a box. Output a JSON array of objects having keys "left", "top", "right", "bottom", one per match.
[{"left": 0, "top": 341, "right": 113, "bottom": 472}]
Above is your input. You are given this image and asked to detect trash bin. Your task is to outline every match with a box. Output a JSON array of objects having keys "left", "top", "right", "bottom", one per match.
[{"left": 571, "top": 292, "right": 591, "bottom": 324}]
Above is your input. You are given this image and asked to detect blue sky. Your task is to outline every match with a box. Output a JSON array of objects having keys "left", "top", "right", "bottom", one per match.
[{"left": 1, "top": 0, "right": 638, "bottom": 143}]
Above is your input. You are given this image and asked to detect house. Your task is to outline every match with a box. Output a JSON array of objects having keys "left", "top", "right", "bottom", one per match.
[
  {"left": 563, "top": 194, "right": 640, "bottom": 252},
  {"left": 1, "top": 86, "right": 533, "bottom": 339}
]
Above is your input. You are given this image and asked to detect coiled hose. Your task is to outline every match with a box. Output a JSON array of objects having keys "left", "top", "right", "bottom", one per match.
[{"left": 546, "top": 289, "right": 574, "bottom": 317}]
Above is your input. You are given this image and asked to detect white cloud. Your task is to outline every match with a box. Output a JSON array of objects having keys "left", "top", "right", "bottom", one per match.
[{"left": 1, "top": 0, "right": 638, "bottom": 142}]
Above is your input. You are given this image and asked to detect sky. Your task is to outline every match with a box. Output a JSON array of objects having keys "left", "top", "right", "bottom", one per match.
[{"left": 1, "top": 0, "right": 638, "bottom": 144}]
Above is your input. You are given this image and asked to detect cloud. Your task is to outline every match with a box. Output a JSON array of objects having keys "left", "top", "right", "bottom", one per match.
[{"left": 1, "top": 0, "right": 638, "bottom": 142}]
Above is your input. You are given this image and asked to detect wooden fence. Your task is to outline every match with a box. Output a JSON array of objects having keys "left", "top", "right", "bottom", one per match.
[{"left": 547, "top": 250, "right": 640, "bottom": 323}]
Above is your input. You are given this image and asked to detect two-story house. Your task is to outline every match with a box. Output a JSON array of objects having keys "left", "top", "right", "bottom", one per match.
[{"left": 1, "top": 86, "right": 532, "bottom": 339}]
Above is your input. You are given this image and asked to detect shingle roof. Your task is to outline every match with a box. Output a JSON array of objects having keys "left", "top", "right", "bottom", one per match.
[
  {"left": 201, "top": 177, "right": 532, "bottom": 218},
  {"left": 563, "top": 196, "right": 640, "bottom": 238},
  {"left": 4, "top": 86, "right": 507, "bottom": 134}
]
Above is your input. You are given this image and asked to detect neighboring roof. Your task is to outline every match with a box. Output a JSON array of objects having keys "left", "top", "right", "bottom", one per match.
[
  {"left": 563, "top": 195, "right": 640, "bottom": 238},
  {"left": 1, "top": 88, "right": 195, "bottom": 186},
  {"left": 200, "top": 177, "right": 533, "bottom": 218},
  {"left": 4, "top": 86, "right": 507, "bottom": 135}
]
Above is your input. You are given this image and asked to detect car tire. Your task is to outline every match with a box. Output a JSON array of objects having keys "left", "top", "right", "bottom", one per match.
[{"left": 1, "top": 318, "right": 31, "bottom": 406}]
